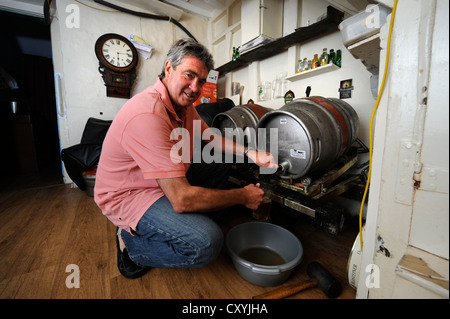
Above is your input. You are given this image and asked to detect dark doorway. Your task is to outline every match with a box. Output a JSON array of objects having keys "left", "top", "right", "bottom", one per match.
[{"left": 0, "top": 12, "right": 63, "bottom": 192}]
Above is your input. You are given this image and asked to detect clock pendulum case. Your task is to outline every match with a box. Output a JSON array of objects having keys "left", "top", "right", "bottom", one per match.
[{"left": 95, "top": 33, "right": 139, "bottom": 98}]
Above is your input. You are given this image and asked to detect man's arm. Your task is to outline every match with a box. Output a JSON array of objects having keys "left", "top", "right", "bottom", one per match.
[
  {"left": 203, "top": 127, "right": 279, "bottom": 169},
  {"left": 157, "top": 177, "right": 263, "bottom": 213}
]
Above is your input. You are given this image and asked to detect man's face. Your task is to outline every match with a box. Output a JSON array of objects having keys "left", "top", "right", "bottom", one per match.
[{"left": 163, "top": 56, "right": 209, "bottom": 110}]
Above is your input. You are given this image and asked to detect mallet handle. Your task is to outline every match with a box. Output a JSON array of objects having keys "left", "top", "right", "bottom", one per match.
[{"left": 252, "top": 278, "right": 318, "bottom": 299}]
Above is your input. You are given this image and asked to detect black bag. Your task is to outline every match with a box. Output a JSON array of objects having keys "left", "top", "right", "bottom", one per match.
[{"left": 195, "top": 98, "right": 235, "bottom": 126}]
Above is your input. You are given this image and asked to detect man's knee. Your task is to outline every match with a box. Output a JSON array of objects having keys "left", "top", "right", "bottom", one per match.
[
  {"left": 203, "top": 228, "right": 224, "bottom": 264},
  {"left": 189, "top": 226, "right": 224, "bottom": 267}
]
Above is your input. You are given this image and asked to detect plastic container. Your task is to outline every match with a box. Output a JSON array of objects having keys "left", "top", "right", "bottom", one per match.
[
  {"left": 226, "top": 222, "right": 303, "bottom": 286},
  {"left": 338, "top": 4, "right": 392, "bottom": 46},
  {"left": 82, "top": 169, "right": 96, "bottom": 197}
]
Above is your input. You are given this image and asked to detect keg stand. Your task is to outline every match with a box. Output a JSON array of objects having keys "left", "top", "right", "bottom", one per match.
[{"left": 228, "top": 146, "right": 364, "bottom": 235}]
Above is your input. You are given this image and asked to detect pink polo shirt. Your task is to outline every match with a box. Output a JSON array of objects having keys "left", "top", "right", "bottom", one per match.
[{"left": 94, "top": 79, "right": 209, "bottom": 233}]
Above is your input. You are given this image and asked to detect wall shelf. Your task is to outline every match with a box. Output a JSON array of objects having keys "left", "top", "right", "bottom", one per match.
[
  {"left": 216, "top": 6, "right": 344, "bottom": 75},
  {"left": 286, "top": 63, "right": 341, "bottom": 81},
  {"left": 347, "top": 33, "right": 381, "bottom": 74}
]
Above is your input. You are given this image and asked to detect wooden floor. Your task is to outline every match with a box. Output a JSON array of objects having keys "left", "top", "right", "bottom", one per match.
[{"left": 0, "top": 174, "right": 358, "bottom": 300}]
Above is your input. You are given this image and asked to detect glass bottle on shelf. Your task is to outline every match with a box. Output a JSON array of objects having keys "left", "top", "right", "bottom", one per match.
[
  {"left": 320, "top": 48, "right": 329, "bottom": 65},
  {"left": 311, "top": 54, "right": 320, "bottom": 69},
  {"left": 232, "top": 47, "right": 240, "bottom": 61},
  {"left": 336, "top": 49, "right": 342, "bottom": 67},
  {"left": 329, "top": 49, "right": 336, "bottom": 65},
  {"left": 301, "top": 58, "right": 308, "bottom": 72},
  {"left": 297, "top": 58, "right": 308, "bottom": 73},
  {"left": 307, "top": 60, "right": 312, "bottom": 70}
]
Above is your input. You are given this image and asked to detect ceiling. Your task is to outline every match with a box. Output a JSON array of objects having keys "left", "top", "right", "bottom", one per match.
[
  {"left": 116, "top": 0, "right": 227, "bottom": 19},
  {"left": 105, "top": 0, "right": 381, "bottom": 20},
  {"left": 0, "top": 0, "right": 227, "bottom": 21},
  {"left": 0, "top": 0, "right": 383, "bottom": 22},
  {"left": 160, "top": 0, "right": 226, "bottom": 18}
]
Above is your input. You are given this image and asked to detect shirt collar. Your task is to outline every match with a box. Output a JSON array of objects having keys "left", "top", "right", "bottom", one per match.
[{"left": 152, "top": 78, "right": 187, "bottom": 122}]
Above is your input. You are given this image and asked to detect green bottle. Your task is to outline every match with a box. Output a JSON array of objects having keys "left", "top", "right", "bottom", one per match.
[
  {"left": 329, "top": 49, "right": 336, "bottom": 65},
  {"left": 336, "top": 49, "right": 342, "bottom": 67}
]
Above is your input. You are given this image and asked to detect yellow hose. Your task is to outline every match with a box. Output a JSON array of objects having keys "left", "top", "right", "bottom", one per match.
[{"left": 359, "top": 0, "right": 398, "bottom": 251}]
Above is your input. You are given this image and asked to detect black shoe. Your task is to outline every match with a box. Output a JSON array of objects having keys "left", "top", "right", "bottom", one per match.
[{"left": 116, "top": 228, "right": 151, "bottom": 279}]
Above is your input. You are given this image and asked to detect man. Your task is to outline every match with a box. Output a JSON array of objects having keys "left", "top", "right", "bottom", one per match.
[{"left": 94, "top": 39, "right": 277, "bottom": 279}]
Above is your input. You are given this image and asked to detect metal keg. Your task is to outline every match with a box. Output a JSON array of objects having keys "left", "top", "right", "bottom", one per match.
[
  {"left": 212, "top": 104, "right": 269, "bottom": 144},
  {"left": 257, "top": 96, "right": 359, "bottom": 179}
]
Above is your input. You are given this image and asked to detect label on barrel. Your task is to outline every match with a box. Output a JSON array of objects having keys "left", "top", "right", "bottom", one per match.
[
  {"left": 280, "top": 118, "right": 288, "bottom": 124},
  {"left": 290, "top": 149, "right": 306, "bottom": 159}
]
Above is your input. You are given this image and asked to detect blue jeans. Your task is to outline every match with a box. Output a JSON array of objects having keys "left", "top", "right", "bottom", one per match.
[{"left": 120, "top": 196, "right": 224, "bottom": 268}]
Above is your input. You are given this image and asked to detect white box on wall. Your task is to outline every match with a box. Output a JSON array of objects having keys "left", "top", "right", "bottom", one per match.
[{"left": 240, "top": 0, "right": 283, "bottom": 46}]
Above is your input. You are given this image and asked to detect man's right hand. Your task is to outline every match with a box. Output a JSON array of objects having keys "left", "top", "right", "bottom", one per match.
[{"left": 242, "top": 183, "right": 264, "bottom": 210}]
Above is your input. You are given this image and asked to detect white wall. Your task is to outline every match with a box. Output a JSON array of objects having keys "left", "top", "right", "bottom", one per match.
[{"left": 50, "top": 0, "right": 208, "bottom": 183}]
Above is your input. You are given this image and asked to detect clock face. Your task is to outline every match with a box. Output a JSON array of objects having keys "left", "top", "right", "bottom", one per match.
[
  {"left": 95, "top": 33, "right": 138, "bottom": 72},
  {"left": 102, "top": 38, "right": 134, "bottom": 68}
]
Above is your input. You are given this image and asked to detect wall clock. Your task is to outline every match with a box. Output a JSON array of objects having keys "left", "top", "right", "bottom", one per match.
[{"left": 95, "top": 33, "right": 139, "bottom": 98}]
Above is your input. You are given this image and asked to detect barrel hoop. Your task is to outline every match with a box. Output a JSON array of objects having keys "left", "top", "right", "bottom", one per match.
[
  {"left": 310, "top": 96, "right": 349, "bottom": 157},
  {"left": 244, "top": 104, "right": 267, "bottom": 120}
]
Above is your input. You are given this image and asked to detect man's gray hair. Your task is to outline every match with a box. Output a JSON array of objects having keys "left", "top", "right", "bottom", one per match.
[{"left": 159, "top": 38, "right": 214, "bottom": 80}]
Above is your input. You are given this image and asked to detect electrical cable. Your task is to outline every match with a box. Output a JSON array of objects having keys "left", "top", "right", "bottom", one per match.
[
  {"left": 93, "top": 0, "right": 198, "bottom": 42},
  {"left": 74, "top": 0, "right": 118, "bottom": 12},
  {"left": 359, "top": 0, "right": 398, "bottom": 251}
]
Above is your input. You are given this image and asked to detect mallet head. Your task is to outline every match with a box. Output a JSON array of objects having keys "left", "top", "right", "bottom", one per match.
[{"left": 307, "top": 261, "right": 342, "bottom": 298}]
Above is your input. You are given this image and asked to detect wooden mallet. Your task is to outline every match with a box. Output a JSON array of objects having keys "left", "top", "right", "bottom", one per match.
[{"left": 252, "top": 261, "right": 342, "bottom": 299}]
